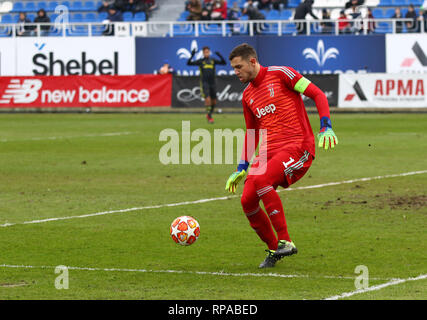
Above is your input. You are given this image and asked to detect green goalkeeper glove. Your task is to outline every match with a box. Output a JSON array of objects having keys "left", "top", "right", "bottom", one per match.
[
  {"left": 225, "top": 161, "right": 248, "bottom": 193},
  {"left": 317, "top": 116, "right": 338, "bottom": 150}
]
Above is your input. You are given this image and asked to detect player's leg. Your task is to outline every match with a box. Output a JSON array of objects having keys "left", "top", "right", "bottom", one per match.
[
  {"left": 241, "top": 177, "right": 281, "bottom": 268},
  {"left": 241, "top": 178, "right": 278, "bottom": 251},
  {"left": 205, "top": 83, "right": 216, "bottom": 123}
]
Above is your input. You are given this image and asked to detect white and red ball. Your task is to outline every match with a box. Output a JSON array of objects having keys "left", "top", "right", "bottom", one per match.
[{"left": 170, "top": 216, "right": 200, "bottom": 246}]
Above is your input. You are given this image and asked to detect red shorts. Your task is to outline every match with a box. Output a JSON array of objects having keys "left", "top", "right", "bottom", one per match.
[{"left": 246, "top": 147, "right": 314, "bottom": 189}]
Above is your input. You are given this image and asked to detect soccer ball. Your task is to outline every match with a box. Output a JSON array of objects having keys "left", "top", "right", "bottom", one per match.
[{"left": 170, "top": 216, "right": 200, "bottom": 246}]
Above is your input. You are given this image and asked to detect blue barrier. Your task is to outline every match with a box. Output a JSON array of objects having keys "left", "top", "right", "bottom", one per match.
[{"left": 136, "top": 35, "right": 386, "bottom": 75}]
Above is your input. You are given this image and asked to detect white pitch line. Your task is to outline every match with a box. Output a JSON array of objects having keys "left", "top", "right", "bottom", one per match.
[
  {"left": 0, "top": 132, "right": 135, "bottom": 142},
  {"left": 0, "top": 170, "right": 426, "bottom": 228},
  {"left": 323, "top": 274, "right": 427, "bottom": 300},
  {"left": 0, "top": 264, "right": 396, "bottom": 281}
]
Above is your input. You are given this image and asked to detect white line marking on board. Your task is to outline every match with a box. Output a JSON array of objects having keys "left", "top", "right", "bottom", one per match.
[
  {"left": 0, "top": 132, "right": 135, "bottom": 142},
  {"left": 0, "top": 264, "right": 398, "bottom": 281},
  {"left": 323, "top": 274, "right": 427, "bottom": 300},
  {"left": 1, "top": 170, "right": 426, "bottom": 228}
]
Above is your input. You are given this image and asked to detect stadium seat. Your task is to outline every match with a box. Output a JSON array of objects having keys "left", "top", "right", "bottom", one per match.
[
  {"left": 280, "top": 10, "right": 293, "bottom": 20},
  {"left": 37, "top": 2, "right": 48, "bottom": 11},
  {"left": 379, "top": 0, "right": 393, "bottom": 6},
  {"left": 133, "top": 12, "right": 146, "bottom": 21},
  {"left": 372, "top": 8, "right": 384, "bottom": 18},
  {"left": 84, "top": 1, "right": 97, "bottom": 12},
  {"left": 391, "top": 0, "right": 407, "bottom": 6},
  {"left": 47, "top": 1, "right": 59, "bottom": 12},
  {"left": 288, "top": 0, "right": 301, "bottom": 8},
  {"left": 1, "top": 14, "right": 13, "bottom": 24},
  {"left": 70, "top": 1, "right": 84, "bottom": 12},
  {"left": 23, "top": 1, "right": 37, "bottom": 12},
  {"left": 61, "top": 1, "right": 71, "bottom": 10},
  {"left": 266, "top": 10, "right": 280, "bottom": 20},
  {"left": 84, "top": 12, "right": 97, "bottom": 22},
  {"left": 98, "top": 11, "right": 108, "bottom": 21},
  {"left": 123, "top": 11, "right": 133, "bottom": 22},
  {"left": 384, "top": 8, "right": 396, "bottom": 18},
  {"left": 70, "top": 13, "right": 84, "bottom": 22},
  {"left": 11, "top": 2, "right": 24, "bottom": 13}
]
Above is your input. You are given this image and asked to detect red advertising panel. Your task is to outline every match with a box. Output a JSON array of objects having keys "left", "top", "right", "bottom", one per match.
[{"left": 0, "top": 74, "right": 172, "bottom": 108}]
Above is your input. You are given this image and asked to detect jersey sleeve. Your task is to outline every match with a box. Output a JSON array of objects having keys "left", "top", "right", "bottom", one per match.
[
  {"left": 240, "top": 92, "right": 259, "bottom": 163},
  {"left": 278, "top": 66, "right": 330, "bottom": 121}
]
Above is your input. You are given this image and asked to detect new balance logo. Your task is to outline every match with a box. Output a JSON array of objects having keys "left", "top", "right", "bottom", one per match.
[{"left": 0, "top": 79, "right": 42, "bottom": 104}]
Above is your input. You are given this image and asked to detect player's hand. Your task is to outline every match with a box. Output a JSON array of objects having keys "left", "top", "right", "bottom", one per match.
[
  {"left": 215, "top": 51, "right": 223, "bottom": 57},
  {"left": 225, "top": 170, "right": 246, "bottom": 194},
  {"left": 317, "top": 116, "right": 338, "bottom": 150}
]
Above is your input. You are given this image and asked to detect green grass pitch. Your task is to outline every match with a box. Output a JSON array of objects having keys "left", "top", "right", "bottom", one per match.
[{"left": 0, "top": 112, "right": 426, "bottom": 300}]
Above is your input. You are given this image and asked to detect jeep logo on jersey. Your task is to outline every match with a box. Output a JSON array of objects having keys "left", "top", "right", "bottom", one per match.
[
  {"left": 0, "top": 79, "right": 42, "bottom": 104},
  {"left": 255, "top": 104, "right": 276, "bottom": 118}
]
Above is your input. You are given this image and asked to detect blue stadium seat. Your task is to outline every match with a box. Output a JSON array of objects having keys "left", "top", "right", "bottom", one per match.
[
  {"left": 391, "top": 0, "right": 407, "bottom": 6},
  {"left": 266, "top": 10, "right": 280, "bottom": 20},
  {"left": 385, "top": 8, "right": 396, "bottom": 18},
  {"left": 84, "top": 1, "right": 97, "bottom": 12},
  {"left": 11, "top": 2, "right": 24, "bottom": 13},
  {"left": 70, "top": 1, "right": 84, "bottom": 11},
  {"left": 123, "top": 11, "right": 133, "bottom": 22},
  {"left": 37, "top": 1, "right": 48, "bottom": 11},
  {"left": 24, "top": 1, "right": 37, "bottom": 12},
  {"left": 288, "top": 0, "right": 301, "bottom": 8},
  {"left": 70, "top": 13, "right": 84, "bottom": 22},
  {"left": 98, "top": 11, "right": 108, "bottom": 21},
  {"left": 280, "top": 9, "right": 293, "bottom": 20},
  {"left": 84, "top": 12, "right": 97, "bottom": 22},
  {"left": 379, "top": 0, "right": 393, "bottom": 6},
  {"left": 178, "top": 11, "right": 190, "bottom": 21},
  {"left": 133, "top": 12, "right": 146, "bottom": 21},
  {"left": 61, "top": 1, "right": 71, "bottom": 10},
  {"left": 1, "top": 14, "right": 13, "bottom": 24},
  {"left": 47, "top": 1, "right": 59, "bottom": 12},
  {"left": 372, "top": 8, "right": 384, "bottom": 18}
]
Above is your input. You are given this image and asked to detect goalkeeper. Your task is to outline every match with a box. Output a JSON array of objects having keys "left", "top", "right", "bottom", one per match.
[{"left": 225, "top": 43, "right": 338, "bottom": 268}]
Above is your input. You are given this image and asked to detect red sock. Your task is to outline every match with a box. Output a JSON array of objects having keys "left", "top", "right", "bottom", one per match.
[
  {"left": 245, "top": 206, "right": 278, "bottom": 250},
  {"left": 257, "top": 187, "right": 291, "bottom": 242}
]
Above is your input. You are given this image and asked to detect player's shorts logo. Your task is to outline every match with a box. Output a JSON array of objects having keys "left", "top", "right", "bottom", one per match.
[
  {"left": 255, "top": 104, "right": 276, "bottom": 119},
  {"left": 0, "top": 79, "right": 42, "bottom": 104}
]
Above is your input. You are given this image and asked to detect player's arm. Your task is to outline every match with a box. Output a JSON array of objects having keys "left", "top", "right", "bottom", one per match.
[
  {"left": 187, "top": 49, "right": 201, "bottom": 66},
  {"left": 279, "top": 66, "right": 338, "bottom": 150},
  {"left": 213, "top": 51, "right": 227, "bottom": 65},
  {"left": 296, "top": 78, "right": 338, "bottom": 150},
  {"left": 225, "top": 98, "right": 259, "bottom": 193}
]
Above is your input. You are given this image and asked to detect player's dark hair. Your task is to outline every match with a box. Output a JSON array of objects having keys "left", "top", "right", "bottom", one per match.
[
  {"left": 202, "top": 46, "right": 210, "bottom": 51},
  {"left": 229, "top": 43, "right": 258, "bottom": 62}
]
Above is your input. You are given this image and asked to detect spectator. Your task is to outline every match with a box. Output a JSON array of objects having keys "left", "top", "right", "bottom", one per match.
[
  {"left": 346, "top": 0, "right": 362, "bottom": 33},
  {"left": 102, "top": 5, "right": 123, "bottom": 36},
  {"left": 211, "top": 0, "right": 227, "bottom": 20},
  {"left": 228, "top": 1, "right": 242, "bottom": 33},
  {"left": 33, "top": 8, "right": 51, "bottom": 36},
  {"left": 344, "top": 0, "right": 364, "bottom": 9},
  {"left": 271, "top": 0, "right": 287, "bottom": 11},
  {"left": 338, "top": 10, "right": 351, "bottom": 34},
  {"left": 115, "top": 0, "right": 137, "bottom": 13},
  {"left": 294, "top": 0, "right": 318, "bottom": 35},
  {"left": 98, "top": 0, "right": 114, "bottom": 13},
  {"left": 16, "top": 12, "right": 33, "bottom": 37},
  {"left": 320, "top": 8, "right": 333, "bottom": 34},
  {"left": 243, "top": 0, "right": 265, "bottom": 19},
  {"left": 257, "top": 0, "right": 271, "bottom": 11},
  {"left": 364, "top": 7, "right": 376, "bottom": 34},
  {"left": 186, "top": 0, "right": 203, "bottom": 20},
  {"left": 142, "top": 0, "right": 158, "bottom": 19},
  {"left": 405, "top": 4, "right": 418, "bottom": 33},
  {"left": 392, "top": 7, "right": 403, "bottom": 33},
  {"left": 158, "top": 60, "right": 175, "bottom": 75}
]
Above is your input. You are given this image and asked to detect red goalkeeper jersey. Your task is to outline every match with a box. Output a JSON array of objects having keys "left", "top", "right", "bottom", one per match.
[{"left": 242, "top": 65, "right": 321, "bottom": 161}]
